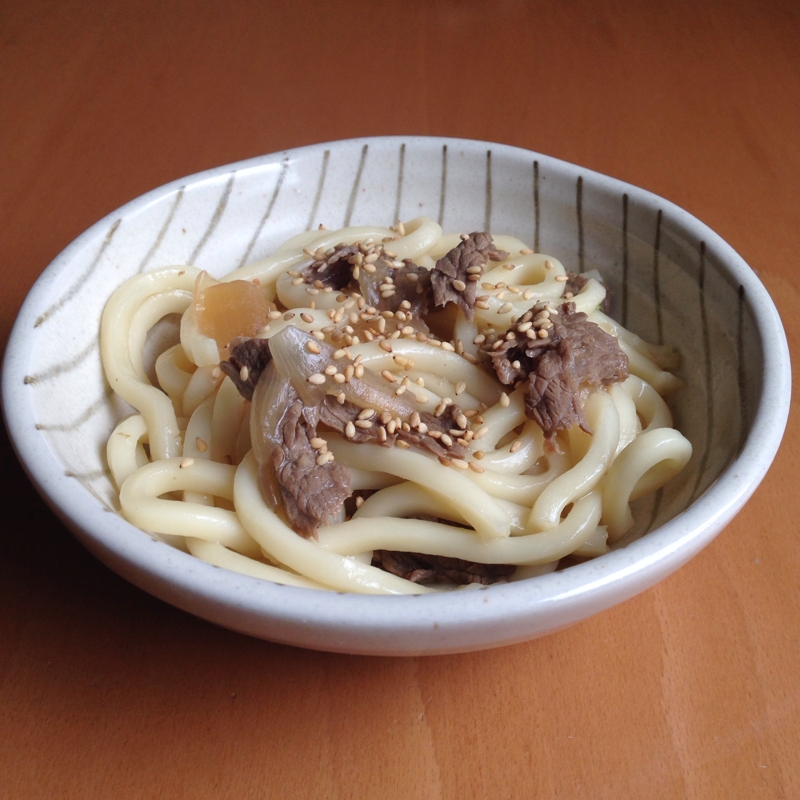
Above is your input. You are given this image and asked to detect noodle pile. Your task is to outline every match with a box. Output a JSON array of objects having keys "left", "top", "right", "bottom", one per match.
[{"left": 101, "top": 217, "right": 691, "bottom": 594}]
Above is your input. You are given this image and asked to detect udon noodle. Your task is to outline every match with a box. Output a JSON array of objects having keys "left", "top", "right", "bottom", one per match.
[{"left": 101, "top": 217, "right": 691, "bottom": 594}]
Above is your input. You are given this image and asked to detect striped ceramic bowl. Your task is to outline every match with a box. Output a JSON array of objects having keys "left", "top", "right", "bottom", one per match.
[{"left": 2, "top": 137, "right": 790, "bottom": 655}]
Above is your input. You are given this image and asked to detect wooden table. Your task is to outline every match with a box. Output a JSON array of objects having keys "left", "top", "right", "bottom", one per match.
[{"left": 2, "top": 1, "right": 798, "bottom": 796}]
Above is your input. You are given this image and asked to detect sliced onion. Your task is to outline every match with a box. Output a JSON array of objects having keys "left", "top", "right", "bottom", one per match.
[{"left": 268, "top": 325, "right": 418, "bottom": 418}]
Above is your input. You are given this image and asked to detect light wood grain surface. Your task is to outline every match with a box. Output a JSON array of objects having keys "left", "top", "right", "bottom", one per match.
[{"left": 1, "top": 1, "right": 798, "bottom": 797}]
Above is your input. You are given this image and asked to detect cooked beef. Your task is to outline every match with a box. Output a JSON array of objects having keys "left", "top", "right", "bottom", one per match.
[
  {"left": 300, "top": 243, "right": 361, "bottom": 290},
  {"left": 489, "top": 302, "right": 628, "bottom": 447},
  {"left": 564, "top": 271, "right": 588, "bottom": 298},
  {"left": 563, "top": 271, "right": 612, "bottom": 314},
  {"left": 432, "top": 232, "right": 508, "bottom": 321},
  {"left": 271, "top": 397, "right": 351, "bottom": 538},
  {"left": 372, "top": 549, "right": 515, "bottom": 585},
  {"left": 318, "top": 397, "right": 467, "bottom": 460},
  {"left": 220, "top": 337, "right": 273, "bottom": 400},
  {"left": 358, "top": 256, "right": 433, "bottom": 317}
]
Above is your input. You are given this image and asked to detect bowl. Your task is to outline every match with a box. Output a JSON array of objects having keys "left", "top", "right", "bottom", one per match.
[{"left": 2, "top": 136, "right": 790, "bottom": 655}]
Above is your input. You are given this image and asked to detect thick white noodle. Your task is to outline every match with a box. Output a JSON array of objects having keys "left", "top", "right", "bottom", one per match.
[
  {"left": 233, "top": 453, "right": 435, "bottom": 595},
  {"left": 528, "top": 391, "right": 620, "bottom": 531},
  {"left": 101, "top": 219, "right": 690, "bottom": 592},
  {"left": 328, "top": 438, "right": 512, "bottom": 540},
  {"left": 602, "top": 428, "right": 692, "bottom": 541},
  {"left": 101, "top": 268, "right": 199, "bottom": 459},
  {"left": 318, "top": 492, "right": 603, "bottom": 566},
  {"left": 120, "top": 458, "right": 261, "bottom": 557}
]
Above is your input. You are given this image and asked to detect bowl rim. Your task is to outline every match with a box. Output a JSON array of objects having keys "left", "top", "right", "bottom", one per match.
[{"left": 2, "top": 135, "right": 792, "bottom": 653}]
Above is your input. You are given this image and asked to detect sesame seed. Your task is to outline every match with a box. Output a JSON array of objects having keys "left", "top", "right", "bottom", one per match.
[
  {"left": 500, "top": 392, "right": 510, "bottom": 408},
  {"left": 378, "top": 426, "right": 387, "bottom": 442},
  {"left": 337, "top": 392, "right": 346, "bottom": 404},
  {"left": 306, "top": 341, "right": 321, "bottom": 354},
  {"left": 379, "top": 340, "right": 393, "bottom": 352},
  {"left": 565, "top": 291, "right": 574, "bottom": 299},
  {"left": 312, "top": 330, "right": 325, "bottom": 341},
  {"left": 455, "top": 380, "right": 466, "bottom": 395},
  {"left": 469, "top": 462, "right": 485, "bottom": 473},
  {"left": 452, "top": 279, "right": 467, "bottom": 292},
  {"left": 344, "top": 365, "right": 355, "bottom": 382},
  {"left": 475, "top": 300, "right": 490, "bottom": 310},
  {"left": 292, "top": 277, "right": 304, "bottom": 286},
  {"left": 510, "top": 439, "right": 522, "bottom": 454},
  {"left": 538, "top": 329, "right": 549, "bottom": 339},
  {"left": 239, "top": 365, "right": 249, "bottom": 382},
  {"left": 474, "top": 426, "right": 489, "bottom": 440},
  {"left": 503, "top": 263, "right": 515, "bottom": 270},
  {"left": 441, "top": 341, "right": 455, "bottom": 352},
  {"left": 316, "top": 452, "right": 332, "bottom": 466},
  {"left": 545, "top": 259, "right": 554, "bottom": 270},
  {"left": 381, "top": 370, "right": 396, "bottom": 383},
  {"left": 333, "top": 373, "right": 346, "bottom": 384},
  {"left": 415, "top": 394, "right": 427, "bottom": 404},
  {"left": 441, "top": 434, "right": 453, "bottom": 447},
  {"left": 395, "top": 385, "right": 407, "bottom": 395},
  {"left": 357, "top": 408, "right": 375, "bottom": 420},
  {"left": 284, "top": 312, "right": 295, "bottom": 321},
  {"left": 310, "top": 437, "right": 327, "bottom": 449},
  {"left": 300, "top": 312, "right": 314, "bottom": 323},
  {"left": 355, "top": 496, "right": 365, "bottom": 508},
  {"left": 396, "top": 440, "right": 410, "bottom": 449},
  {"left": 180, "top": 458, "right": 195, "bottom": 469},
  {"left": 450, "top": 459, "right": 469, "bottom": 470},
  {"left": 520, "top": 248, "right": 534, "bottom": 255},
  {"left": 498, "top": 302, "right": 513, "bottom": 314},
  {"left": 438, "top": 456, "right": 452, "bottom": 467},
  {"left": 195, "top": 438, "right": 208, "bottom": 452},
  {"left": 345, "top": 422, "right": 356, "bottom": 439},
  {"left": 555, "top": 274, "right": 568, "bottom": 282},
  {"left": 456, "top": 413, "right": 468, "bottom": 429}
]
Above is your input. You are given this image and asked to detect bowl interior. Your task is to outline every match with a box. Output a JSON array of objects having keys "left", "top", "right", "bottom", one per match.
[{"left": 18, "top": 138, "right": 759, "bottom": 551}]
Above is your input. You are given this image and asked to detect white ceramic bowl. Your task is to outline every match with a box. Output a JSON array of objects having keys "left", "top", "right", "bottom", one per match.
[{"left": 2, "top": 137, "right": 790, "bottom": 655}]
